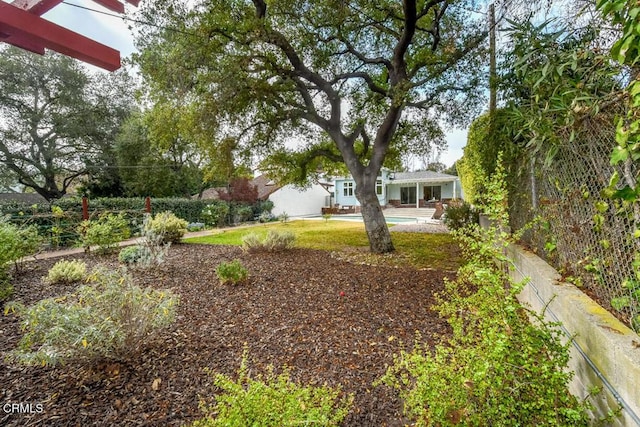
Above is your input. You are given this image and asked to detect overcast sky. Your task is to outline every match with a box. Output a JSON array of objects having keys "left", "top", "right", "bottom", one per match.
[{"left": 40, "top": 1, "right": 468, "bottom": 168}]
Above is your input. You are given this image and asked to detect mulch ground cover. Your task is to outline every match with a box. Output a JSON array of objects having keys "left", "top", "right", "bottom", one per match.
[{"left": 1, "top": 244, "right": 455, "bottom": 426}]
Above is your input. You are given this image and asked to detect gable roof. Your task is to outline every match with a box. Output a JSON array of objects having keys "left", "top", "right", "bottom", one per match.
[
  {"left": 388, "top": 170, "right": 458, "bottom": 184},
  {"left": 0, "top": 192, "right": 47, "bottom": 204},
  {"left": 252, "top": 174, "right": 282, "bottom": 200}
]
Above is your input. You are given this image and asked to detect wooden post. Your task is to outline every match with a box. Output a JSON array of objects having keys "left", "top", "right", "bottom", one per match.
[
  {"left": 145, "top": 196, "right": 151, "bottom": 214},
  {"left": 82, "top": 196, "right": 89, "bottom": 220}
]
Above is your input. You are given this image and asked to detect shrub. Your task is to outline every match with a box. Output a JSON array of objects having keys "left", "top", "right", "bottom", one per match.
[
  {"left": 241, "top": 230, "right": 296, "bottom": 252},
  {"left": 258, "top": 211, "right": 273, "bottom": 223},
  {"left": 133, "top": 214, "right": 171, "bottom": 269},
  {"left": 202, "top": 202, "right": 230, "bottom": 227},
  {"left": 443, "top": 200, "right": 479, "bottom": 231},
  {"left": 216, "top": 260, "right": 248, "bottom": 285},
  {"left": 190, "top": 351, "right": 353, "bottom": 427},
  {"left": 232, "top": 204, "right": 254, "bottom": 224},
  {"left": 118, "top": 245, "right": 143, "bottom": 264},
  {"left": 5, "top": 268, "right": 178, "bottom": 366},
  {"left": 264, "top": 230, "right": 295, "bottom": 251},
  {"left": 377, "top": 160, "right": 589, "bottom": 426},
  {"left": 146, "top": 211, "right": 188, "bottom": 244},
  {"left": 241, "top": 232, "right": 262, "bottom": 251},
  {"left": 0, "top": 216, "right": 41, "bottom": 273},
  {"left": 187, "top": 222, "right": 205, "bottom": 231},
  {"left": 0, "top": 271, "right": 13, "bottom": 303},
  {"left": 45, "top": 260, "right": 87, "bottom": 284},
  {"left": 77, "top": 213, "right": 130, "bottom": 254}
]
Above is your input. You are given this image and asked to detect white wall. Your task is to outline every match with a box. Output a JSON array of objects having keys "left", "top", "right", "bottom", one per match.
[{"left": 270, "top": 184, "right": 329, "bottom": 217}]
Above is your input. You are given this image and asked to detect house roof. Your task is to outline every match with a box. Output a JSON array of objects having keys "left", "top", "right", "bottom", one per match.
[
  {"left": 0, "top": 192, "right": 47, "bottom": 204},
  {"left": 388, "top": 170, "right": 458, "bottom": 184},
  {"left": 252, "top": 174, "right": 281, "bottom": 200}
]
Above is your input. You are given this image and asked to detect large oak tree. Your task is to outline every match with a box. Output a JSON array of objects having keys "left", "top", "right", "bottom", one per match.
[
  {"left": 0, "top": 46, "right": 133, "bottom": 201},
  {"left": 135, "top": 0, "right": 488, "bottom": 252}
]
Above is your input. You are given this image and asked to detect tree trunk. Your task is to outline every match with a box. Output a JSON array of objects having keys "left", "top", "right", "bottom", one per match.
[{"left": 355, "top": 173, "right": 394, "bottom": 254}]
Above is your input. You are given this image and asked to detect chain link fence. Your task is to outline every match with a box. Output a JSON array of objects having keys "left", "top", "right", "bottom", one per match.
[{"left": 509, "top": 108, "right": 640, "bottom": 332}]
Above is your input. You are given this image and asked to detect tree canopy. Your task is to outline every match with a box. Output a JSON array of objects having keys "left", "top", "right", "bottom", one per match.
[
  {"left": 134, "top": 0, "right": 490, "bottom": 252},
  {"left": 0, "top": 46, "right": 134, "bottom": 201}
]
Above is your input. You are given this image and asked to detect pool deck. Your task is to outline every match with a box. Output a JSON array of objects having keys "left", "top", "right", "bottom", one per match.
[{"left": 302, "top": 207, "right": 440, "bottom": 224}]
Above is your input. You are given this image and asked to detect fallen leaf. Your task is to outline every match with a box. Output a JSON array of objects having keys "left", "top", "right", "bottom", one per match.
[{"left": 152, "top": 378, "right": 162, "bottom": 391}]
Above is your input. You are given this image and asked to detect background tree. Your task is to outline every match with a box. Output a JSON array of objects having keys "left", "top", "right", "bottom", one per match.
[
  {"left": 134, "top": 0, "right": 489, "bottom": 253},
  {"left": 0, "top": 46, "right": 134, "bottom": 201},
  {"left": 115, "top": 110, "right": 206, "bottom": 197}
]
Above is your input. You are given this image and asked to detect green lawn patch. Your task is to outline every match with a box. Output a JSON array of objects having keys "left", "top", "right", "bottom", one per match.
[{"left": 184, "top": 220, "right": 461, "bottom": 271}]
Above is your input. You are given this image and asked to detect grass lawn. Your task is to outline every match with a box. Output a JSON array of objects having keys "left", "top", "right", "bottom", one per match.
[{"left": 184, "top": 219, "right": 461, "bottom": 271}]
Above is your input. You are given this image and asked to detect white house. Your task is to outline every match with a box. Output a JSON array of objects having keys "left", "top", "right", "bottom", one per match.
[
  {"left": 253, "top": 175, "right": 332, "bottom": 217},
  {"left": 333, "top": 169, "right": 463, "bottom": 209}
]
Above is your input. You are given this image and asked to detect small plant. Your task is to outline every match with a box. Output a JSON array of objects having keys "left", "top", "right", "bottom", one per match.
[
  {"left": 5, "top": 267, "right": 178, "bottom": 366},
  {"left": 190, "top": 350, "right": 353, "bottom": 427},
  {"left": 322, "top": 213, "right": 332, "bottom": 223},
  {"left": 45, "top": 260, "right": 87, "bottom": 284},
  {"left": 443, "top": 200, "right": 479, "bottom": 230},
  {"left": 145, "top": 211, "right": 188, "bottom": 244},
  {"left": 278, "top": 212, "right": 289, "bottom": 223},
  {"left": 258, "top": 211, "right": 273, "bottom": 223},
  {"left": 118, "top": 245, "right": 143, "bottom": 264},
  {"left": 77, "top": 213, "right": 130, "bottom": 254},
  {"left": 132, "top": 214, "right": 171, "bottom": 269},
  {"left": 241, "top": 230, "right": 296, "bottom": 252},
  {"left": 216, "top": 260, "right": 248, "bottom": 285}
]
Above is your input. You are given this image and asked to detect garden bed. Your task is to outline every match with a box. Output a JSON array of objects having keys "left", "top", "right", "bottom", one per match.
[{"left": 1, "top": 244, "right": 454, "bottom": 426}]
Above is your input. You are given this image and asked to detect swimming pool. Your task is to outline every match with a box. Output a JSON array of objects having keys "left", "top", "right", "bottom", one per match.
[{"left": 310, "top": 214, "right": 429, "bottom": 224}]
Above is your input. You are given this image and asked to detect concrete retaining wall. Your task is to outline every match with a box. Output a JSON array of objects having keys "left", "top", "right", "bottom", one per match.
[{"left": 506, "top": 244, "right": 640, "bottom": 426}]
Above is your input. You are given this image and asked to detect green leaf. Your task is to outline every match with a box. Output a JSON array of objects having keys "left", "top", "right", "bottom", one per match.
[
  {"left": 611, "top": 296, "right": 631, "bottom": 311},
  {"left": 611, "top": 186, "right": 638, "bottom": 201},
  {"left": 610, "top": 146, "right": 629, "bottom": 165},
  {"left": 594, "top": 201, "right": 609, "bottom": 213},
  {"left": 608, "top": 170, "right": 620, "bottom": 188}
]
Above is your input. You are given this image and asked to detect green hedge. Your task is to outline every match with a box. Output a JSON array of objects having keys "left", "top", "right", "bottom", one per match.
[{"left": 0, "top": 197, "right": 273, "bottom": 248}]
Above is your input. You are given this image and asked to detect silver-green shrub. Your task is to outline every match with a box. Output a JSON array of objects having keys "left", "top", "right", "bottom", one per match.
[
  {"left": 118, "top": 245, "right": 143, "bottom": 264},
  {"left": 133, "top": 214, "right": 171, "bottom": 269},
  {"left": 241, "top": 230, "right": 295, "bottom": 252},
  {"left": 45, "top": 260, "right": 87, "bottom": 284},
  {"left": 5, "top": 267, "right": 178, "bottom": 366}
]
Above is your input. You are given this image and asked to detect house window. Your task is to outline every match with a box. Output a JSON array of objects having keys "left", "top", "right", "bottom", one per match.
[
  {"left": 401, "top": 186, "right": 416, "bottom": 205},
  {"left": 424, "top": 185, "right": 442, "bottom": 201},
  {"left": 376, "top": 180, "right": 383, "bottom": 195},
  {"left": 343, "top": 181, "right": 354, "bottom": 197}
]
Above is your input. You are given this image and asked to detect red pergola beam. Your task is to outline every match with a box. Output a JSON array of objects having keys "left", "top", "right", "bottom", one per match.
[
  {"left": 11, "top": 0, "right": 63, "bottom": 15},
  {"left": 0, "top": 30, "right": 45, "bottom": 54},
  {"left": 0, "top": 2, "right": 120, "bottom": 70},
  {"left": 11, "top": 0, "right": 138, "bottom": 14}
]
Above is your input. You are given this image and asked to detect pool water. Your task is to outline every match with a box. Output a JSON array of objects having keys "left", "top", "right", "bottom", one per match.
[{"left": 326, "top": 214, "right": 427, "bottom": 224}]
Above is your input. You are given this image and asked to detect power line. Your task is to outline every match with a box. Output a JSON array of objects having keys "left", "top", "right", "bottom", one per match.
[{"left": 60, "top": 1, "right": 195, "bottom": 36}]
